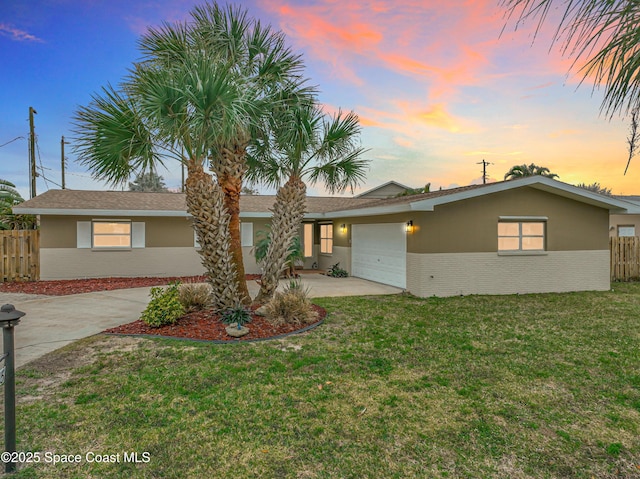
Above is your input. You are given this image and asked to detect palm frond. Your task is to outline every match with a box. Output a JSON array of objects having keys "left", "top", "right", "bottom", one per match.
[
  {"left": 307, "top": 148, "right": 369, "bottom": 194},
  {"left": 501, "top": 0, "right": 640, "bottom": 116},
  {"left": 72, "top": 85, "right": 161, "bottom": 186}
]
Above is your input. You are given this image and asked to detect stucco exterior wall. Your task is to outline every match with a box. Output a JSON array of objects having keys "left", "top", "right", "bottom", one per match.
[
  {"left": 40, "top": 247, "right": 206, "bottom": 280},
  {"left": 406, "top": 250, "right": 610, "bottom": 297},
  {"left": 609, "top": 214, "right": 640, "bottom": 237},
  {"left": 408, "top": 187, "right": 609, "bottom": 254}
]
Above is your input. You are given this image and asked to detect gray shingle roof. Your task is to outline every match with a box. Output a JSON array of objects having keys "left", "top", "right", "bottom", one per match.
[{"left": 13, "top": 189, "right": 379, "bottom": 214}]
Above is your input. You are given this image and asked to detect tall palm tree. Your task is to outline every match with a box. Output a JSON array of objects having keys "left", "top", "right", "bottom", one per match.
[
  {"left": 247, "top": 103, "right": 368, "bottom": 302},
  {"left": 501, "top": 0, "right": 640, "bottom": 117},
  {"left": 504, "top": 163, "right": 559, "bottom": 180},
  {"left": 73, "top": 2, "right": 312, "bottom": 310}
]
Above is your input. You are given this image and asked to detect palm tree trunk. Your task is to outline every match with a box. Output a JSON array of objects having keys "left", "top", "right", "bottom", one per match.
[
  {"left": 216, "top": 142, "right": 251, "bottom": 305},
  {"left": 185, "top": 160, "right": 240, "bottom": 312},
  {"left": 254, "top": 175, "right": 307, "bottom": 304}
]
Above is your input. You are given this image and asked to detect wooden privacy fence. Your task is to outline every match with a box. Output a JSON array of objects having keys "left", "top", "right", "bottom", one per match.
[
  {"left": 1, "top": 230, "right": 40, "bottom": 282},
  {"left": 610, "top": 236, "right": 640, "bottom": 281}
]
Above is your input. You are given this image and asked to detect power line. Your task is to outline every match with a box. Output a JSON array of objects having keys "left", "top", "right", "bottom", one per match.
[{"left": 0, "top": 136, "right": 24, "bottom": 148}]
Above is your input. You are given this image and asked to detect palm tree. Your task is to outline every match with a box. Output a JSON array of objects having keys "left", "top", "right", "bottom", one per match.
[
  {"left": 500, "top": 1, "right": 640, "bottom": 117},
  {"left": 576, "top": 182, "right": 613, "bottom": 196},
  {"left": 73, "top": 2, "right": 312, "bottom": 310},
  {"left": 504, "top": 163, "right": 559, "bottom": 180},
  {"left": 0, "top": 179, "right": 37, "bottom": 230},
  {"left": 247, "top": 103, "right": 368, "bottom": 302}
]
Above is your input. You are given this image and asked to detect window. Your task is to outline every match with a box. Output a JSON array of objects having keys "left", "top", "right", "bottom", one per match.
[
  {"left": 303, "top": 223, "right": 314, "bottom": 257},
  {"left": 320, "top": 224, "right": 333, "bottom": 254},
  {"left": 618, "top": 225, "right": 636, "bottom": 237},
  {"left": 93, "top": 221, "right": 131, "bottom": 249},
  {"left": 498, "top": 221, "right": 545, "bottom": 252}
]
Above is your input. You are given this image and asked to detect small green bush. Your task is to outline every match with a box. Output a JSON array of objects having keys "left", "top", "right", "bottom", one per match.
[
  {"left": 140, "top": 282, "right": 185, "bottom": 327},
  {"left": 178, "top": 282, "right": 212, "bottom": 312},
  {"left": 264, "top": 280, "right": 318, "bottom": 326},
  {"left": 220, "top": 303, "right": 252, "bottom": 327},
  {"left": 327, "top": 262, "right": 348, "bottom": 278}
]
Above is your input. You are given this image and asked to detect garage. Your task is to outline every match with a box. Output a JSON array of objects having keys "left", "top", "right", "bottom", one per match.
[{"left": 351, "top": 223, "right": 407, "bottom": 288}]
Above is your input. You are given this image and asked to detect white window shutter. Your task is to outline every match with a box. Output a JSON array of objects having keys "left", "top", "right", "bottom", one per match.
[
  {"left": 132, "top": 222, "right": 145, "bottom": 248},
  {"left": 77, "top": 221, "right": 91, "bottom": 248},
  {"left": 241, "top": 222, "right": 253, "bottom": 247}
]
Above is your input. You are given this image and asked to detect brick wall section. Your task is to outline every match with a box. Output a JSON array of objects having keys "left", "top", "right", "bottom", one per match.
[{"left": 406, "top": 250, "right": 610, "bottom": 297}]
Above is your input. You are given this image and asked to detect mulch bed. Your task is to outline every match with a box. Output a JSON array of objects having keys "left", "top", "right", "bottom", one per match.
[
  {"left": 105, "top": 305, "right": 326, "bottom": 342},
  {"left": 0, "top": 275, "right": 261, "bottom": 296},
  {"left": 0, "top": 275, "right": 325, "bottom": 342}
]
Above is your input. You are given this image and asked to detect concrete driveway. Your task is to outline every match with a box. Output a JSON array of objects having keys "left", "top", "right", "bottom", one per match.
[{"left": 0, "top": 274, "right": 401, "bottom": 368}]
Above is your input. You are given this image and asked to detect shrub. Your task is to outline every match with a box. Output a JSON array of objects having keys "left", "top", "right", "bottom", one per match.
[
  {"left": 140, "top": 282, "right": 185, "bottom": 327},
  {"left": 220, "top": 303, "right": 252, "bottom": 327},
  {"left": 327, "top": 262, "right": 348, "bottom": 278},
  {"left": 178, "top": 282, "right": 212, "bottom": 312},
  {"left": 264, "top": 279, "right": 318, "bottom": 327}
]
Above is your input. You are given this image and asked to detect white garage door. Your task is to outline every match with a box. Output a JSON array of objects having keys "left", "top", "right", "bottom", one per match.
[{"left": 351, "top": 223, "right": 406, "bottom": 288}]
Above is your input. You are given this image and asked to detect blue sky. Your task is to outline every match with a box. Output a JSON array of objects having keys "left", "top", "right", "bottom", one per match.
[{"left": 1, "top": 0, "right": 636, "bottom": 199}]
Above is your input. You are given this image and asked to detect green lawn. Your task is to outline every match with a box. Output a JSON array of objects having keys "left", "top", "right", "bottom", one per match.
[{"left": 4, "top": 284, "right": 640, "bottom": 478}]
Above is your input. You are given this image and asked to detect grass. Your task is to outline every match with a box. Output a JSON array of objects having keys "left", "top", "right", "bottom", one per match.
[{"left": 4, "top": 283, "right": 640, "bottom": 478}]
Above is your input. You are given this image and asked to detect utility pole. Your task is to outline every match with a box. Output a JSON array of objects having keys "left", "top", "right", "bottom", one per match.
[
  {"left": 28, "top": 107, "right": 37, "bottom": 198},
  {"left": 61, "top": 136, "right": 69, "bottom": 189},
  {"left": 477, "top": 159, "right": 491, "bottom": 185}
]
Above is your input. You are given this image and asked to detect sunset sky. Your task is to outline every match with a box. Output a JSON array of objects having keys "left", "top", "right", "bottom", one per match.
[{"left": 1, "top": 0, "right": 637, "bottom": 199}]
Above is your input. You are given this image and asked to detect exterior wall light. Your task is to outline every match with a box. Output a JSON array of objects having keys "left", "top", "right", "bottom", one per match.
[
  {"left": 340, "top": 224, "right": 347, "bottom": 233},
  {"left": 406, "top": 220, "right": 414, "bottom": 233}
]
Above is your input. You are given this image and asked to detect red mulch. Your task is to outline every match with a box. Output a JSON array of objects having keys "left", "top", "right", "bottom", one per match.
[
  {"left": 0, "top": 274, "right": 325, "bottom": 342},
  {"left": 0, "top": 275, "right": 261, "bottom": 296},
  {"left": 105, "top": 305, "right": 326, "bottom": 342}
]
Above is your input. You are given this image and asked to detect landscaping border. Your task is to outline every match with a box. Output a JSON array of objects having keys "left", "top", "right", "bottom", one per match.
[{"left": 103, "top": 318, "right": 325, "bottom": 344}]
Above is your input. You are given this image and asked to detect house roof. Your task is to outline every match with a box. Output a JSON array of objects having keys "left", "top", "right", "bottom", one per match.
[
  {"left": 355, "top": 180, "right": 411, "bottom": 198},
  {"left": 12, "top": 189, "right": 378, "bottom": 218},
  {"left": 14, "top": 176, "right": 631, "bottom": 218},
  {"left": 614, "top": 196, "right": 640, "bottom": 214}
]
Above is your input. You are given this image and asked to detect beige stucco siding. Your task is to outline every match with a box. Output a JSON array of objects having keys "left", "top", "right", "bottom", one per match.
[
  {"left": 609, "top": 214, "right": 640, "bottom": 237},
  {"left": 38, "top": 215, "right": 268, "bottom": 278},
  {"left": 40, "top": 247, "right": 206, "bottom": 280},
  {"left": 40, "top": 215, "right": 196, "bottom": 248},
  {"left": 406, "top": 250, "right": 610, "bottom": 297},
  {"left": 408, "top": 187, "right": 609, "bottom": 254}
]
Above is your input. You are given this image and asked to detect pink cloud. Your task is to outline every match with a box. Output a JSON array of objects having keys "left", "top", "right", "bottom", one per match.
[
  {"left": 0, "top": 24, "right": 43, "bottom": 42},
  {"left": 258, "top": 0, "right": 555, "bottom": 101}
]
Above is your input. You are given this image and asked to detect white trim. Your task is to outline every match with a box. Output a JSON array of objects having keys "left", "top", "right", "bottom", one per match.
[
  {"left": 499, "top": 215, "right": 548, "bottom": 221},
  {"left": 15, "top": 208, "right": 190, "bottom": 217},
  {"left": 410, "top": 177, "right": 631, "bottom": 213}
]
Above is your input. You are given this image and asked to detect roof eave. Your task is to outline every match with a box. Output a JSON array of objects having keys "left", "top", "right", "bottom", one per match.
[
  {"left": 12, "top": 208, "right": 191, "bottom": 217},
  {"left": 323, "top": 203, "right": 412, "bottom": 218},
  {"left": 409, "top": 176, "right": 631, "bottom": 213}
]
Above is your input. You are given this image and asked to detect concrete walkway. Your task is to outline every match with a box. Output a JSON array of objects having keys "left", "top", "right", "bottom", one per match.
[{"left": 0, "top": 275, "right": 401, "bottom": 368}]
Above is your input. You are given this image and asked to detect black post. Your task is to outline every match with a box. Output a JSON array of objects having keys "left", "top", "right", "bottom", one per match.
[
  {"left": 0, "top": 304, "right": 25, "bottom": 474},
  {"left": 3, "top": 324, "right": 16, "bottom": 474}
]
